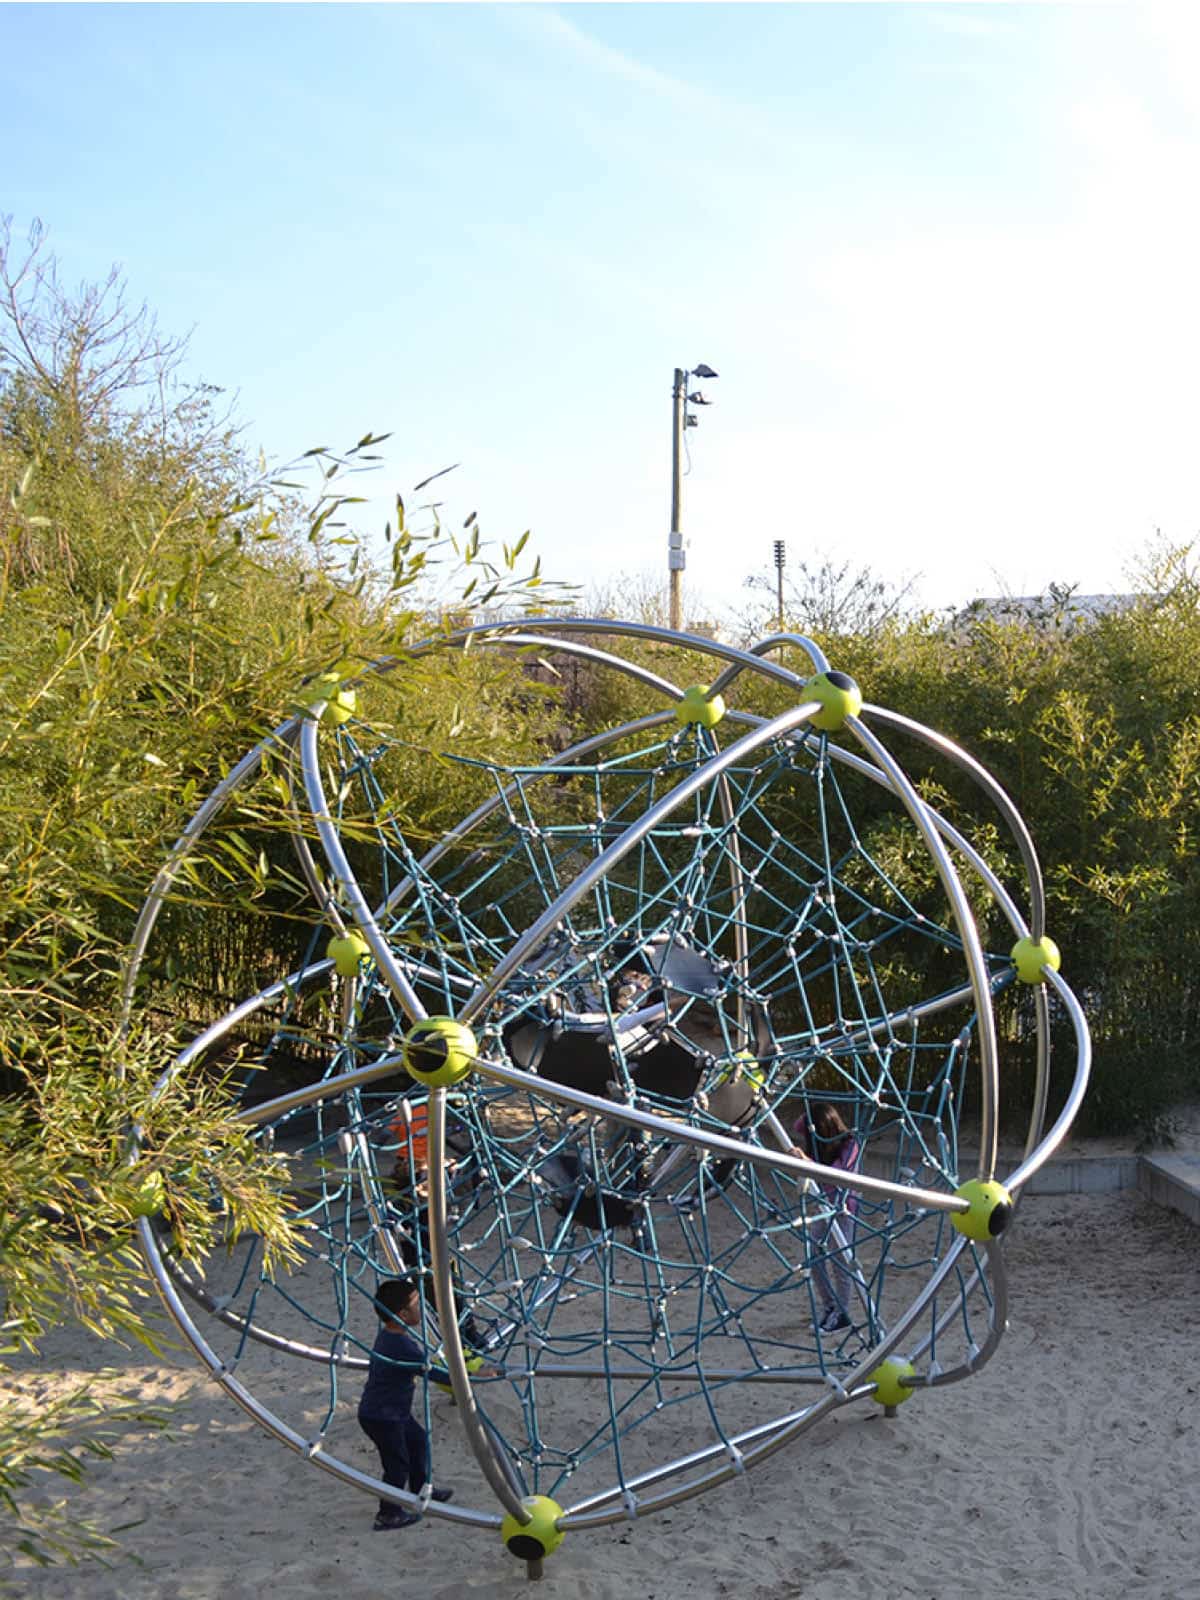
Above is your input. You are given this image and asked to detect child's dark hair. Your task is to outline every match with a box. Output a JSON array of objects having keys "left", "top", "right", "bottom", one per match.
[
  {"left": 811, "top": 1102, "right": 851, "bottom": 1145},
  {"left": 793, "top": 1100, "right": 853, "bottom": 1153},
  {"left": 374, "top": 1277, "right": 418, "bottom": 1321}
]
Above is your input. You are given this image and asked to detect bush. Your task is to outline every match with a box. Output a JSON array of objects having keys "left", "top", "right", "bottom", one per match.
[{"left": 0, "top": 220, "right": 565, "bottom": 1569}]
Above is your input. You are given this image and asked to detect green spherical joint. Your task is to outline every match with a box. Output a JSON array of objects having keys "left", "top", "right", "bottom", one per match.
[
  {"left": 715, "top": 1050, "right": 765, "bottom": 1091},
  {"left": 951, "top": 1179, "right": 1014, "bottom": 1242},
  {"left": 325, "top": 686, "right": 356, "bottom": 725},
  {"left": 1011, "top": 935, "right": 1061, "bottom": 985},
  {"left": 501, "top": 1495, "right": 565, "bottom": 1562},
  {"left": 402, "top": 1017, "right": 477, "bottom": 1087},
  {"left": 675, "top": 684, "right": 726, "bottom": 729},
  {"left": 802, "top": 671, "right": 863, "bottom": 732},
  {"left": 326, "top": 931, "right": 370, "bottom": 978},
  {"left": 297, "top": 671, "right": 357, "bottom": 726},
  {"left": 868, "top": 1357, "right": 916, "bottom": 1408},
  {"left": 433, "top": 1351, "right": 484, "bottom": 1394}
]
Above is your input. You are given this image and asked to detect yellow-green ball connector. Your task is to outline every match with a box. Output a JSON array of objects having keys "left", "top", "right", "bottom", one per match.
[
  {"left": 868, "top": 1357, "right": 917, "bottom": 1409},
  {"left": 1011, "top": 935, "right": 1061, "bottom": 985},
  {"left": 296, "top": 672, "right": 358, "bottom": 726},
  {"left": 433, "top": 1351, "right": 485, "bottom": 1395},
  {"left": 675, "top": 684, "right": 726, "bottom": 729},
  {"left": 802, "top": 671, "right": 863, "bottom": 732},
  {"left": 500, "top": 1495, "right": 565, "bottom": 1563},
  {"left": 326, "top": 931, "right": 370, "bottom": 978},
  {"left": 715, "top": 1050, "right": 766, "bottom": 1091},
  {"left": 401, "top": 1017, "right": 478, "bottom": 1088},
  {"left": 951, "top": 1178, "right": 1014, "bottom": 1241}
]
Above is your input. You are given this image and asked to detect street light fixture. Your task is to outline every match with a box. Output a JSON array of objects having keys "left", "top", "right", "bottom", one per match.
[{"left": 668, "top": 363, "right": 719, "bottom": 631}]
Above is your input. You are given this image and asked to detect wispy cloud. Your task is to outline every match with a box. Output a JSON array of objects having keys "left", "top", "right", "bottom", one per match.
[
  {"left": 502, "top": 6, "right": 718, "bottom": 114},
  {"left": 495, "top": 4, "right": 820, "bottom": 166}
]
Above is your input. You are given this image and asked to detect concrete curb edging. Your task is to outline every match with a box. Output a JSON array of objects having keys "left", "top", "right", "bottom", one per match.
[
  {"left": 1011, "top": 1152, "right": 1200, "bottom": 1226},
  {"left": 1137, "top": 1153, "right": 1200, "bottom": 1227},
  {"left": 869, "top": 1149, "right": 1200, "bottom": 1225},
  {"left": 1019, "top": 1155, "right": 1141, "bottom": 1196}
]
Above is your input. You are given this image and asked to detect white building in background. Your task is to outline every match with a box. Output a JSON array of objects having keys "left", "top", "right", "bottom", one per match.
[{"left": 953, "top": 590, "right": 1143, "bottom": 632}]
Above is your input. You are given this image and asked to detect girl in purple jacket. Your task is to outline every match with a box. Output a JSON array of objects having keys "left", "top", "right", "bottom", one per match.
[{"left": 792, "top": 1102, "right": 861, "bottom": 1333}]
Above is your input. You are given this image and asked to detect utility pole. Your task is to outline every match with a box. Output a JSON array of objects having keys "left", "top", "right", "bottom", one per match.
[
  {"left": 667, "top": 363, "right": 718, "bottom": 632},
  {"left": 669, "top": 368, "right": 685, "bottom": 631},
  {"left": 773, "top": 539, "right": 786, "bottom": 632}
]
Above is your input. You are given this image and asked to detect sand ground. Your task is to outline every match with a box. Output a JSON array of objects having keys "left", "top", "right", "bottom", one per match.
[{"left": 8, "top": 1185, "right": 1200, "bottom": 1600}]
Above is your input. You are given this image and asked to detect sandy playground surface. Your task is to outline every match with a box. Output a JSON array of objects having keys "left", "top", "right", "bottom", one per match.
[{"left": 8, "top": 1183, "right": 1200, "bottom": 1600}]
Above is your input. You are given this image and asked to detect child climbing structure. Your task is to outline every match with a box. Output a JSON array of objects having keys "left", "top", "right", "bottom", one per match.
[{"left": 123, "top": 619, "right": 1091, "bottom": 1575}]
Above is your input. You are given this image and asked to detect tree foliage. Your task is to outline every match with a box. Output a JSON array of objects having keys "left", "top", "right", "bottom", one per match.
[
  {"left": 0, "top": 222, "right": 565, "bottom": 1571},
  {"left": 574, "top": 559, "right": 1200, "bottom": 1140},
  {"left": 4, "top": 212, "right": 1197, "bottom": 1573},
  {"left": 794, "top": 560, "right": 1200, "bottom": 1138},
  {"left": 740, "top": 552, "right": 918, "bottom": 638}
]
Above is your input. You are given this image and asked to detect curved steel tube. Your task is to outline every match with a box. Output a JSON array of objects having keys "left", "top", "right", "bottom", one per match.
[
  {"left": 466, "top": 631, "right": 684, "bottom": 703},
  {"left": 422, "top": 616, "right": 808, "bottom": 696},
  {"left": 708, "top": 631, "right": 831, "bottom": 700},
  {"left": 135, "top": 1218, "right": 500, "bottom": 1529},
  {"left": 426, "top": 1088, "right": 529, "bottom": 1520},
  {"left": 908, "top": 1238, "right": 1009, "bottom": 1389},
  {"left": 1001, "top": 967, "right": 1092, "bottom": 1194},
  {"left": 120, "top": 723, "right": 301, "bottom": 1028},
  {"left": 561, "top": 1226, "right": 976, "bottom": 1525},
  {"left": 118, "top": 617, "right": 1092, "bottom": 1547},
  {"left": 1025, "top": 985, "right": 1053, "bottom": 1162},
  {"left": 156, "top": 1246, "right": 373, "bottom": 1368},
  {"left": 864, "top": 705, "right": 1046, "bottom": 940},
  {"left": 849, "top": 715, "right": 1001, "bottom": 1183},
  {"left": 368, "top": 711, "right": 678, "bottom": 929},
  {"left": 299, "top": 713, "right": 430, "bottom": 1025},
  {"left": 457, "top": 702, "right": 821, "bottom": 1026},
  {"left": 562, "top": 1396, "right": 834, "bottom": 1519},
  {"left": 864, "top": 701, "right": 1054, "bottom": 1163},
  {"left": 234, "top": 1047, "right": 972, "bottom": 1217}
]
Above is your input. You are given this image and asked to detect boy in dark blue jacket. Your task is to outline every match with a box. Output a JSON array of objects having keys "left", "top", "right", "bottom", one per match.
[{"left": 358, "top": 1277, "right": 456, "bottom": 1531}]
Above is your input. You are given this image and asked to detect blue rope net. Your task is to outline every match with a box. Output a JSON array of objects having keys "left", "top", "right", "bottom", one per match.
[{"left": 157, "top": 698, "right": 1019, "bottom": 1510}]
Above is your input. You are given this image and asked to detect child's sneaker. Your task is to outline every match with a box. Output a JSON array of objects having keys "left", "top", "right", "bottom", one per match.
[
  {"left": 820, "top": 1305, "right": 852, "bottom": 1333},
  {"left": 429, "top": 1486, "right": 455, "bottom": 1503},
  {"left": 374, "top": 1508, "right": 420, "bottom": 1531}
]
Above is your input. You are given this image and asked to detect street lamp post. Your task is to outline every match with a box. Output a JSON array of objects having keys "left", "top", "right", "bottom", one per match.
[
  {"left": 773, "top": 538, "right": 786, "bottom": 632},
  {"left": 668, "top": 363, "right": 718, "bottom": 632}
]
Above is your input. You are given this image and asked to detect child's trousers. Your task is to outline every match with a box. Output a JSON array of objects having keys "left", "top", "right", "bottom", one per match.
[{"left": 359, "top": 1413, "right": 428, "bottom": 1514}]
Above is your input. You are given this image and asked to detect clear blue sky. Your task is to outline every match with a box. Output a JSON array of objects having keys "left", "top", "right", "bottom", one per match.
[{"left": 4, "top": 3, "right": 1198, "bottom": 620}]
